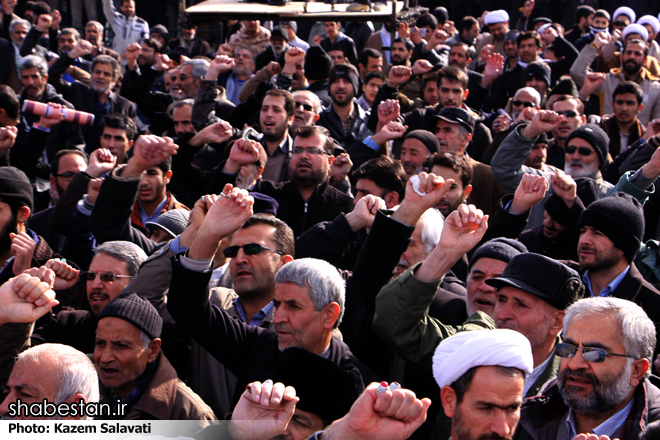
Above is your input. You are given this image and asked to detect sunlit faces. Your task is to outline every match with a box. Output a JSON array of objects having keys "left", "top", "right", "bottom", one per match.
[
  {"left": 234, "top": 48, "right": 255, "bottom": 77},
  {"left": 328, "top": 50, "right": 346, "bottom": 65},
  {"left": 289, "top": 134, "right": 334, "bottom": 188},
  {"left": 329, "top": 77, "right": 354, "bottom": 106},
  {"left": 292, "top": 91, "right": 319, "bottom": 128},
  {"left": 430, "top": 165, "right": 472, "bottom": 218},
  {"left": 393, "top": 223, "right": 427, "bottom": 278},
  {"left": 488, "top": 22, "right": 509, "bottom": 41},
  {"left": 448, "top": 45, "right": 471, "bottom": 69},
  {"left": 260, "top": 95, "right": 293, "bottom": 142},
  {"left": 119, "top": 0, "right": 135, "bottom": 17},
  {"left": 551, "top": 99, "right": 584, "bottom": 142},
  {"left": 100, "top": 126, "right": 132, "bottom": 164},
  {"left": 172, "top": 104, "right": 196, "bottom": 136},
  {"left": 94, "top": 317, "right": 159, "bottom": 399},
  {"left": 504, "top": 39, "right": 518, "bottom": 59},
  {"left": 58, "top": 33, "right": 78, "bottom": 53},
  {"left": 391, "top": 42, "right": 411, "bottom": 65},
  {"left": 20, "top": 67, "right": 47, "bottom": 99},
  {"left": 86, "top": 253, "right": 132, "bottom": 316},
  {"left": 523, "top": 141, "right": 547, "bottom": 169},
  {"left": 621, "top": 42, "right": 646, "bottom": 75},
  {"left": 577, "top": 225, "right": 625, "bottom": 271},
  {"left": 466, "top": 258, "right": 507, "bottom": 317},
  {"left": 438, "top": 78, "right": 468, "bottom": 108},
  {"left": 613, "top": 92, "right": 643, "bottom": 124},
  {"left": 10, "top": 23, "right": 28, "bottom": 47},
  {"left": 0, "top": 357, "right": 63, "bottom": 419},
  {"left": 400, "top": 138, "right": 431, "bottom": 176},
  {"left": 91, "top": 63, "right": 116, "bottom": 95},
  {"left": 434, "top": 120, "right": 471, "bottom": 154},
  {"left": 564, "top": 137, "right": 599, "bottom": 178},
  {"left": 362, "top": 76, "right": 385, "bottom": 106},
  {"left": 272, "top": 282, "right": 337, "bottom": 353},
  {"left": 137, "top": 41, "right": 157, "bottom": 66},
  {"left": 51, "top": 152, "right": 87, "bottom": 196},
  {"left": 324, "top": 22, "right": 340, "bottom": 39},
  {"left": 422, "top": 80, "right": 439, "bottom": 106},
  {"left": 518, "top": 37, "right": 540, "bottom": 63},
  {"left": 138, "top": 167, "right": 170, "bottom": 205}
]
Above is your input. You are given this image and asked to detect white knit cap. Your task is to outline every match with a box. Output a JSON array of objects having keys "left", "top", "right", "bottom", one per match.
[
  {"left": 622, "top": 24, "right": 649, "bottom": 42},
  {"left": 613, "top": 6, "right": 636, "bottom": 24},
  {"left": 638, "top": 15, "right": 660, "bottom": 34},
  {"left": 485, "top": 10, "right": 510, "bottom": 25},
  {"left": 432, "top": 329, "right": 533, "bottom": 389}
]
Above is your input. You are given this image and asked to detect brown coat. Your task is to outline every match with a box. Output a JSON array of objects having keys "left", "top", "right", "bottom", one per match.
[
  {"left": 467, "top": 158, "right": 505, "bottom": 217},
  {"left": 100, "top": 352, "right": 216, "bottom": 429}
]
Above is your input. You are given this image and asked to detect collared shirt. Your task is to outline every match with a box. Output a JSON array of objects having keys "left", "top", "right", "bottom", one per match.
[
  {"left": 564, "top": 397, "right": 634, "bottom": 440},
  {"left": 138, "top": 196, "right": 168, "bottom": 228},
  {"left": 583, "top": 265, "right": 630, "bottom": 297},
  {"left": 524, "top": 352, "right": 555, "bottom": 396},
  {"left": 335, "top": 103, "right": 359, "bottom": 138},
  {"left": 225, "top": 71, "right": 251, "bottom": 106},
  {"left": 232, "top": 297, "right": 274, "bottom": 327}
]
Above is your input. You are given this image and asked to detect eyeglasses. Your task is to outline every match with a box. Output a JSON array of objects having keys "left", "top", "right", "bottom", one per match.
[
  {"left": 564, "top": 145, "right": 595, "bottom": 156},
  {"left": 555, "top": 342, "right": 635, "bottom": 363},
  {"left": 223, "top": 243, "right": 285, "bottom": 258},
  {"left": 555, "top": 110, "right": 578, "bottom": 118},
  {"left": 80, "top": 271, "right": 133, "bottom": 282},
  {"left": 513, "top": 100, "right": 535, "bottom": 108},
  {"left": 291, "top": 147, "right": 331, "bottom": 156},
  {"left": 56, "top": 171, "right": 77, "bottom": 181},
  {"left": 295, "top": 101, "right": 314, "bottom": 112}
]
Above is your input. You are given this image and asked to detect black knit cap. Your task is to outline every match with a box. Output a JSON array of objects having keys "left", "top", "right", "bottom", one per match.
[
  {"left": 486, "top": 253, "right": 583, "bottom": 310},
  {"left": 0, "top": 167, "right": 33, "bottom": 211},
  {"left": 272, "top": 347, "right": 364, "bottom": 423},
  {"left": 577, "top": 192, "right": 644, "bottom": 262},
  {"left": 97, "top": 292, "right": 163, "bottom": 340},
  {"left": 524, "top": 63, "right": 551, "bottom": 87},
  {"left": 304, "top": 46, "right": 333, "bottom": 81},
  {"left": 150, "top": 25, "right": 170, "bottom": 41},
  {"left": 403, "top": 129, "right": 440, "bottom": 154},
  {"left": 270, "top": 26, "right": 289, "bottom": 42},
  {"left": 565, "top": 124, "right": 610, "bottom": 170},
  {"left": 547, "top": 78, "right": 579, "bottom": 99},
  {"left": 469, "top": 238, "right": 528, "bottom": 268},
  {"left": 329, "top": 64, "right": 360, "bottom": 96}
]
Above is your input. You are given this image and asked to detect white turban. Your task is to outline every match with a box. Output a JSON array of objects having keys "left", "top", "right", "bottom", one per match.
[
  {"left": 613, "top": 6, "right": 636, "bottom": 24},
  {"left": 432, "top": 329, "right": 533, "bottom": 389},
  {"left": 485, "top": 10, "right": 510, "bottom": 25},
  {"left": 638, "top": 15, "right": 660, "bottom": 34},
  {"left": 623, "top": 24, "right": 649, "bottom": 42}
]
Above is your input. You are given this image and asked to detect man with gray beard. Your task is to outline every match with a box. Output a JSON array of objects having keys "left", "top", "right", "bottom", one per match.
[{"left": 515, "top": 297, "right": 660, "bottom": 440}]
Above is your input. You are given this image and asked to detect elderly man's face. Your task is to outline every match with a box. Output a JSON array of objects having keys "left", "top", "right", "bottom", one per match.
[
  {"left": 512, "top": 89, "right": 537, "bottom": 120},
  {"left": 524, "top": 142, "right": 547, "bottom": 169},
  {"left": 20, "top": 67, "right": 47, "bottom": 99},
  {"left": 0, "top": 357, "right": 61, "bottom": 419},
  {"left": 400, "top": 138, "right": 431, "bottom": 176},
  {"left": 272, "top": 282, "right": 336, "bottom": 353},
  {"left": 10, "top": 23, "right": 28, "bottom": 46},
  {"left": 92, "top": 62, "right": 115, "bottom": 95},
  {"left": 234, "top": 48, "right": 255, "bottom": 77},
  {"left": 292, "top": 92, "right": 318, "bottom": 128},
  {"left": 394, "top": 222, "right": 430, "bottom": 278},
  {"left": 170, "top": 64, "right": 199, "bottom": 100},
  {"left": 435, "top": 120, "right": 470, "bottom": 154},
  {"left": 85, "top": 24, "right": 102, "bottom": 44},
  {"left": 556, "top": 315, "right": 645, "bottom": 416},
  {"left": 58, "top": 33, "right": 78, "bottom": 53},
  {"left": 494, "top": 286, "right": 560, "bottom": 352},
  {"left": 466, "top": 258, "right": 507, "bottom": 317},
  {"left": 86, "top": 253, "right": 132, "bottom": 315},
  {"left": 94, "top": 317, "right": 159, "bottom": 399},
  {"left": 444, "top": 366, "right": 524, "bottom": 440},
  {"left": 564, "top": 137, "right": 600, "bottom": 178}
]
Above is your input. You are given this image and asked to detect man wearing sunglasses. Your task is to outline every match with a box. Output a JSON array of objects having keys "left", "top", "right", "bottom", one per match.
[{"left": 516, "top": 297, "right": 660, "bottom": 440}]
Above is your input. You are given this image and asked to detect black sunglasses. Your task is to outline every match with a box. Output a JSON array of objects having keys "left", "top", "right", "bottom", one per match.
[
  {"left": 80, "top": 271, "right": 132, "bottom": 282},
  {"left": 295, "top": 101, "right": 314, "bottom": 112},
  {"left": 223, "top": 243, "right": 285, "bottom": 258},
  {"left": 513, "top": 100, "right": 535, "bottom": 108},
  {"left": 554, "top": 342, "right": 635, "bottom": 363},
  {"left": 564, "top": 145, "right": 595, "bottom": 156},
  {"left": 555, "top": 110, "right": 578, "bottom": 118}
]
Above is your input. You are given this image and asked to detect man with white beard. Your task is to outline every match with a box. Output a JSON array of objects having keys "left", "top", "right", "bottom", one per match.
[{"left": 516, "top": 297, "right": 660, "bottom": 440}]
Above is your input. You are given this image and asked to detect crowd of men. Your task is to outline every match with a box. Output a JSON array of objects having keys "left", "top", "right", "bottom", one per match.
[{"left": 2, "top": 0, "right": 660, "bottom": 439}]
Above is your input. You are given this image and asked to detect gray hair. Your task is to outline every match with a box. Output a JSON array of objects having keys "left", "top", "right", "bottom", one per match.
[
  {"left": 168, "top": 98, "right": 194, "bottom": 114},
  {"left": 235, "top": 46, "right": 256, "bottom": 63},
  {"left": 9, "top": 19, "right": 30, "bottom": 34},
  {"left": 293, "top": 90, "right": 322, "bottom": 115},
  {"left": 85, "top": 21, "right": 104, "bottom": 32},
  {"left": 419, "top": 208, "right": 444, "bottom": 254},
  {"left": 183, "top": 58, "right": 210, "bottom": 79},
  {"left": 17, "top": 344, "right": 99, "bottom": 418},
  {"left": 19, "top": 55, "right": 48, "bottom": 78},
  {"left": 92, "top": 55, "right": 120, "bottom": 80},
  {"left": 514, "top": 86, "right": 541, "bottom": 107},
  {"left": 274, "top": 258, "right": 345, "bottom": 328},
  {"left": 59, "top": 27, "right": 80, "bottom": 40},
  {"left": 564, "top": 297, "right": 656, "bottom": 375},
  {"left": 93, "top": 241, "right": 147, "bottom": 276}
]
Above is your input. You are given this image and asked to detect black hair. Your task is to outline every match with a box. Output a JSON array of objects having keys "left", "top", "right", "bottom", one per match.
[
  {"left": 358, "top": 48, "right": 382, "bottom": 67},
  {"left": 0, "top": 85, "right": 20, "bottom": 121},
  {"left": 613, "top": 81, "right": 644, "bottom": 105},
  {"left": 430, "top": 152, "right": 473, "bottom": 188},
  {"left": 101, "top": 113, "right": 137, "bottom": 141},
  {"left": 241, "top": 214, "right": 295, "bottom": 256},
  {"left": 437, "top": 65, "right": 468, "bottom": 90},
  {"left": 51, "top": 149, "right": 89, "bottom": 177},
  {"left": 351, "top": 156, "right": 407, "bottom": 200}
]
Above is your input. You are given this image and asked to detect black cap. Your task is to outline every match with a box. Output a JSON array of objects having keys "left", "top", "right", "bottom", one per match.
[
  {"left": 431, "top": 107, "right": 475, "bottom": 134},
  {"left": 97, "top": 292, "right": 163, "bottom": 339},
  {"left": 403, "top": 129, "right": 439, "bottom": 154},
  {"left": 533, "top": 17, "right": 552, "bottom": 26},
  {"left": 272, "top": 347, "right": 364, "bottom": 423},
  {"left": 486, "top": 253, "right": 583, "bottom": 310},
  {"left": 151, "top": 24, "right": 170, "bottom": 41},
  {"left": 524, "top": 62, "right": 551, "bottom": 87},
  {"left": 565, "top": 124, "right": 610, "bottom": 170},
  {"left": 0, "top": 167, "right": 33, "bottom": 212},
  {"left": 547, "top": 78, "right": 579, "bottom": 99},
  {"left": 469, "top": 238, "right": 528, "bottom": 268},
  {"left": 250, "top": 192, "right": 279, "bottom": 216},
  {"left": 504, "top": 30, "right": 521, "bottom": 42},
  {"left": 329, "top": 64, "right": 360, "bottom": 95},
  {"left": 270, "top": 26, "right": 289, "bottom": 42}
]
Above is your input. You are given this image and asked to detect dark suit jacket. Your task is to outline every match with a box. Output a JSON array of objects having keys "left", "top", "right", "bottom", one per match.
[{"left": 467, "top": 158, "right": 505, "bottom": 217}]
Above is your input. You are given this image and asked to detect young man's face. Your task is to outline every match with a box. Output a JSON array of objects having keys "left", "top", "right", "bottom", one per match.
[
  {"left": 518, "top": 37, "right": 539, "bottom": 63},
  {"left": 488, "top": 21, "right": 509, "bottom": 41},
  {"left": 362, "top": 77, "right": 385, "bottom": 105},
  {"left": 100, "top": 126, "right": 132, "bottom": 164},
  {"left": 51, "top": 153, "right": 87, "bottom": 196},
  {"left": 58, "top": 33, "right": 78, "bottom": 53},
  {"left": 438, "top": 78, "right": 468, "bottom": 108},
  {"left": 430, "top": 164, "right": 471, "bottom": 217},
  {"left": 592, "top": 17, "right": 609, "bottom": 29},
  {"left": 391, "top": 42, "right": 411, "bottom": 65},
  {"left": 613, "top": 92, "right": 643, "bottom": 124},
  {"left": 138, "top": 167, "right": 171, "bottom": 205},
  {"left": 260, "top": 95, "right": 293, "bottom": 142},
  {"left": 120, "top": 0, "right": 135, "bottom": 17},
  {"left": 328, "top": 50, "right": 346, "bottom": 65},
  {"left": 172, "top": 105, "right": 196, "bottom": 136},
  {"left": 423, "top": 80, "right": 439, "bottom": 106},
  {"left": 324, "top": 22, "right": 340, "bottom": 39},
  {"left": 138, "top": 41, "right": 157, "bottom": 66}
]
